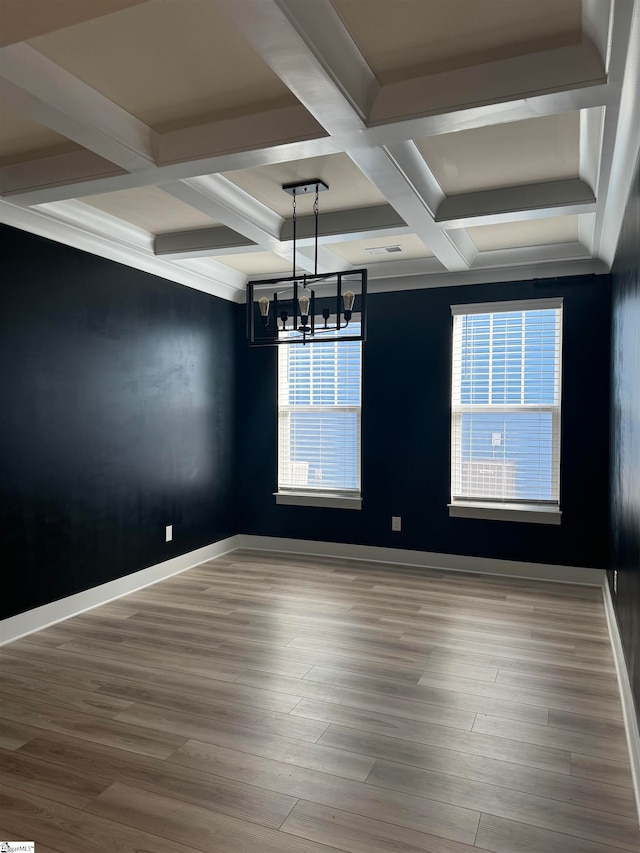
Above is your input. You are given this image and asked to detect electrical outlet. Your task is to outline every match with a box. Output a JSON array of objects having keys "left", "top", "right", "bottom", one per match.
[
  {"left": 613, "top": 570, "right": 618, "bottom": 595},
  {"left": 392, "top": 516, "right": 402, "bottom": 532},
  {"left": 165, "top": 525, "right": 173, "bottom": 543}
]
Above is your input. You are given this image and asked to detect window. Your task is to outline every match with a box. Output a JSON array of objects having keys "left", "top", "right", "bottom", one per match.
[
  {"left": 450, "top": 299, "right": 563, "bottom": 523},
  {"left": 277, "top": 323, "right": 362, "bottom": 509}
]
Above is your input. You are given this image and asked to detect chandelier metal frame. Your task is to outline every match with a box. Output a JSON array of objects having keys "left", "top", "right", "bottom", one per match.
[{"left": 246, "top": 179, "right": 367, "bottom": 347}]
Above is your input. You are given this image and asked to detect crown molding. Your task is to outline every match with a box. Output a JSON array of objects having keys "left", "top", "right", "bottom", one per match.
[{"left": 0, "top": 199, "right": 245, "bottom": 301}]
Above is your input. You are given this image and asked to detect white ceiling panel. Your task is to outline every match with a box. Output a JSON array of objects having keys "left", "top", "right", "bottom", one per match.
[
  {"left": 81, "top": 186, "right": 220, "bottom": 234},
  {"left": 417, "top": 113, "right": 580, "bottom": 195},
  {"left": 467, "top": 215, "right": 579, "bottom": 251},
  {"left": 27, "top": 0, "right": 298, "bottom": 131}
]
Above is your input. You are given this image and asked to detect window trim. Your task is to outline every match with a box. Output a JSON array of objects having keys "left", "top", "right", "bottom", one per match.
[
  {"left": 448, "top": 501, "right": 561, "bottom": 524},
  {"left": 277, "top": 327, "right": 362, "bottom": 507},
  {"left": 274, "top": 491, "right": 362, "bottom": 510},
  {"left": 449, "top": 298, "right": 563, "bottom": 523}
]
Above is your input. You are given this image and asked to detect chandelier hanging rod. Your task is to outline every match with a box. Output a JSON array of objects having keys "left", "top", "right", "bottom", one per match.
[{"left": 283, "top": 179, "right": 328, "bottom": 277}]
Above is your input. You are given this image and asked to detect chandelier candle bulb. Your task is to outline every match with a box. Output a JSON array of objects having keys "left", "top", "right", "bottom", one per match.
[
  {"left": 298, "top": 293, "right": 311, "bottom": 317},
  {"left": 258, "top": 296, "right": 270, "bottom": 325}
]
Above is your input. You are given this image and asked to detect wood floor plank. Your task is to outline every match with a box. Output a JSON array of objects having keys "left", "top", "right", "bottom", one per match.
[
  {"left": 231, "top": 635, "right": 489, "bottom": 684},
  {"left": 0, "top": 696, "right": 186, "bottom": 759},
  {"left": 166, "top": 722, "right": 376, "bottom": 781},
  {"left": 115, "top": 699, "right": 328, "bottom": 745},
  {"left": 547, "top": 708, "right": 627, "bottom": 739},
  {"left": 496, "top": 667, "right": 621, "bottom": 699},
  {"left": 281, "top": 799, "right": 480, "bottom": 853},
  {"left": 237, "top": 670, "right": 477, "bottom": 730},
  {"left": 472, "top": 714, "right": 631, "bottom": 762},
  {"left": 290, "top": 701, "right": 571, "bottom": 773},
  {"left": 317, "top": 726, "right": 636, "bottom": 817},
  {"left": 0, "top": 786, "right": 208, "bottom": 853},
  {"left": 17, "top": 732, "right": 298, "bottom": 829},
  {"left": 571, "top": 753, "right": 634, "bottom": 789},
  {"left": 367, "top": 759, "right": 640, "bottom": 850},
  {"left": 0, "top": 672, "right": 134, "bottom": 718},
  {"left": 381, "top": 613, "right": 534, "bottom": 640},
  {"left": 428, "top": 646, "right": 615, "bottom": 677},
  {"left": 416, "top": 668, "right": 622, "bottom": 719},
  {"left": 71, "top": 611, "right": 301, "bottom": 648},
  {"left": 58, "top": 636, "right": 313, "bottom": 679},
  {"left": 95, "top": 679, "right": 304, "bottom": 728},
  {"left": 0, "top": 748, "right": 112, "bottom": 808},
  {"left": 8, "top": 637, "right": 243, "bottom": 683},
  {"left": 169, "top": 740, "right": 480, "bottom": 845},
  {"left": 85, "top": 781, "right": 384, "bottom": 853},
  {"left": 0, "top": 647, "right": 299, "bottom": 713},
  {"left": 302, "top": 665, "right": 549, "bottom": 724},
  {"left": 475, "top": 812, "right": 631, "bottom": 853},
  {"left": 0, "top": 718, "right": 42, "bottom": 751},
  {"left": 125, "top": 607, "right": 405, "bottom": 642}
]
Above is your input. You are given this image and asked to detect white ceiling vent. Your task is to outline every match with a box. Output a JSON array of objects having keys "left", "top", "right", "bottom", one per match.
[{"left": 365, "top": 245, "right": 403, "bottom": 255}]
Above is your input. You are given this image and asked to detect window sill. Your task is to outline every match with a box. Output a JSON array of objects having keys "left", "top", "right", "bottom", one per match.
[
  {"left": 275, "top": 492, "right": 362, "bottom": 510},
  {"left": 448, "top": 502, "right": 561, "bottom": 525}
]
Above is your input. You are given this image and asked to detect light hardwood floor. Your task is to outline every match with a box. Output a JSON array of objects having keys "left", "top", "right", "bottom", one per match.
[{"left": 1, "top": 549, "right": 637, "bottom": 853}]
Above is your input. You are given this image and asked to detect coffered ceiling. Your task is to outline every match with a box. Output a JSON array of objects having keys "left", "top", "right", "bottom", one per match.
[{"left": 1, "top": 0, "right": 638, "bottom": 302}]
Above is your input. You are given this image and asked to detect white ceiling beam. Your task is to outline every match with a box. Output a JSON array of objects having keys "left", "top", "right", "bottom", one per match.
[
  {"left": 155, "top": 227, "right": 258, "bottom": 260},
  {"left": 470, "top": 241, "right": 592, "bottom": 270},
  {"left": 437, "top": 180, "right": 597, "bottom": 228},
  {"left": 370, "top": 41, "right": 606, "bottom": 127},
  {"left": 280, "top": 205, "right": 406, "bottom": 242},
  {"left": 0, "top": 44, "right": 158, "bottom": 172},
  {"left": 579, "top": 106, "right": 606, "bottom": 195},
  {"left": 583, "top": 0, "right": 614, "bottom": 71},
  {"left": 161, "top": 174, "right": 318, "bottom": 275},
  {"left": 157, "top": 104, "right": 328, "bottom": 167},
  {"left": 593, "top": 0, "right": 640, "bottom": 264},
  {"left": 272, "top": 0, "right": 379, "bottom": 123},
  {"left": 0, "top": 149, "right": 124, "bottom": 196},
  {"left": 367, "top": 79, "right": 610, "bottom": 147},
  {"left": 382, "top": 141, "right": 444, "bottom": 217},
  {"left": 162, "top": 175, "right": 283, "bottom": 245},
  {"left": 295, "top": 244, "right": 353, "bottom": 275},
  {"left": 216, "top": 0, "right": 375, "bottom": 133},
  {"left": 445, "top": 230, "right": 480, "bottom": 268},
  {"left": 365, "top": 256, "right": 445, "bottom": 283},
  {"left": 347, "top": 146, "right": 469, "bottom": 271},
  {"left": 154, "top": 205, "right": 410, "bottom": 259},
  {"left": 578, "top": 212, "right": 597, "bottom": 256}
]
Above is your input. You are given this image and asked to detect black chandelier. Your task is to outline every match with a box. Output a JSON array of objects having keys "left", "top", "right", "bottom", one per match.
[{"left": 246, "top": 179, "right": 367, "bottom": 346}]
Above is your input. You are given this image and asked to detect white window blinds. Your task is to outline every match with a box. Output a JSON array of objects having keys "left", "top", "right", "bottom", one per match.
[
  {"left": 451, "top": 300, "right": 563, "bottom": 507},
  {"left": 278, "top": 324, "right": 361, "bottom": 496}
]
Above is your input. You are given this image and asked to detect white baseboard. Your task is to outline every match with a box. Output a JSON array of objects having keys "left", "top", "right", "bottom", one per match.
[
  {"left": 236, "top": 535, "right": 604, "bottom": 586},
  {"left": 603, "top": 578, "right": 640, "bottom": 825},
  {"left": 0, "top": 535, "right": 240, "bottom": 646}
]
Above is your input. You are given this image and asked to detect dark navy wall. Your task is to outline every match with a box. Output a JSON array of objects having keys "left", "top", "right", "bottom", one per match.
[
  {"left": 609, "top": 152, "right": 640, "bottom": 716},
  {"left": 1, "top": 225, "right": 236, "bottom": 620},
  {"left": 236, "top": 274, "right": 611, "bottom": 572}
]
